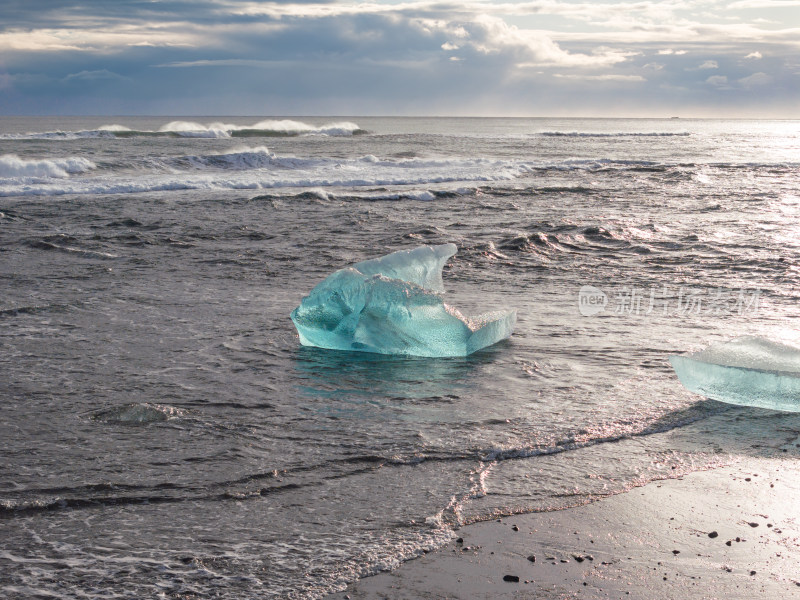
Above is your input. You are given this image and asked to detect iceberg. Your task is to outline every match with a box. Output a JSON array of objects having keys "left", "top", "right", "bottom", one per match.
[
  {"left": 669, "top": 336, "right": 800, "bottom": 411},
  {"left": 290, "top": 244, "right": 516, "bottom": 357}
]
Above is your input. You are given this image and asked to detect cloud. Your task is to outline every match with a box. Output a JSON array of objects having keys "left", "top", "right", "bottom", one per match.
[
  {"left": 738, "top": 71, "right": 773, "bottom": 87},
  {"left": 431, "top": 14, "right": 634, "bottom": 68},
  {"left": 729, "top": 0, "right": 800, "bottom": 8},
  {"left": 0, "top": 29, "right": 88, "bottom": 52},
  {"left": 687, "top": 60, "right": 719, "bottom": 70},
  {"left": 156, "top": 59, "right": 285, "bottom": 68},
  {"left": 0, "top": 25, "right": 201, "bottom": 52},
  {"left": 0, "top": 0, "right": 798, "bottom": 116},
  {"left": 706, "top": 75, "right": 729, "bottom": 87},
  {"left": 62, "top": 69, "right": 128, "bottom": 82},
  {"left": 553, "top": 73, "right": 646, "bottom": 81},
  {"left": 129, "top": 41, "right": 193, "bottom": 48}
]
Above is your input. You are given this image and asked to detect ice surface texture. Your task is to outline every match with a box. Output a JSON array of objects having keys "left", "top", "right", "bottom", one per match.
[
  {"left": 670, "top": 336, "right": 800, "bottom": 411},
  {"left": 290, "top": 244, "right": 516, "bottom": 357}
]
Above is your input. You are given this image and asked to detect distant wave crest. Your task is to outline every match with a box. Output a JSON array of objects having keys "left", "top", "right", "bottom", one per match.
[
  {"left": 539, "top": 131, "right": 691, "bottom": 138},
  {"left": 1, "top": 120, "right": 367, "bottom": 140}
]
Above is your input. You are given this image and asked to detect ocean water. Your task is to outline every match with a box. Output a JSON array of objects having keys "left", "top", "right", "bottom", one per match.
[{"left": 1, "top": 116, "right": 800, "bottom": 599}]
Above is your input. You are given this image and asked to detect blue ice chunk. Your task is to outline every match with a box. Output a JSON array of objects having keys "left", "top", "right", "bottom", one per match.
[
  {"left": 290, "top": 244, "right": 516, "bottom": 357},
  {"left": 669, "top": 336, "right": 800, "bottom": 411}
]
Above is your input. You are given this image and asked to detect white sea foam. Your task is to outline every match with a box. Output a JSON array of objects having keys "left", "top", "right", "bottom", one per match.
[
  {"left": 343, "top": 189, "right": 437, "bottom": 201},
  {"left": 244, "top": 119, "right": 362, "bottom": 136},
  {"left": 386, "top": 190, "right": 436, "bottom": 201},
  {"left": 0, "top": 152, "right": 533, "bottom": 197},
  {"left": 0, "top": 154, "right": 96, "bottom": 179},
  {"left": 8, "top": 145, "right": 752, "bottom": 198},
  {"left": 159, "top": 121, "right": 233, "bottom": 138},
  {"left": 267, "top": 187, "right": 476, "bottom": 203},
  {"left": 304, "top": 188, "right": 331, "bottom": 201}
]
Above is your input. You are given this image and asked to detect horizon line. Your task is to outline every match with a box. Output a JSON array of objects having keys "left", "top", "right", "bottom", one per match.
[{"left": 1, "top": 114, "right": 798, "bottom": 120}]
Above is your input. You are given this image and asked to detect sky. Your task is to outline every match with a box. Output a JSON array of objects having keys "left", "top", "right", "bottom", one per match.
[{"left": 0, "top": 0, "right": 798, "bottom": 116}]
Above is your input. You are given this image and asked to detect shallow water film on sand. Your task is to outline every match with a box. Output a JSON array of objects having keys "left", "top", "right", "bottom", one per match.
[{"left": 1, "top": 116, "right": 799, "bottom": 598}]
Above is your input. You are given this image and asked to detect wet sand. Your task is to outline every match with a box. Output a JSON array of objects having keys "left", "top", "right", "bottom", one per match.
[{"left": 328, "top": 456, "right": 800, "bottom": 599}]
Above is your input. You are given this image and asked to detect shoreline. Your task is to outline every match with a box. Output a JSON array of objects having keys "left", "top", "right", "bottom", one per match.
[{"left": 328, "top": 455, "right": 800, "bottom": 599}]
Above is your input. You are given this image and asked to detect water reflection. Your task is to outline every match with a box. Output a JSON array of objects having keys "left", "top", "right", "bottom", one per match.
[{"left": 292, "top": 343, "right": 506, "bottom": 401}]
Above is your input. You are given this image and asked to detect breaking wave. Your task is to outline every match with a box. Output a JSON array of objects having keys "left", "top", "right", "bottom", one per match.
[
  {"left": 3, "top": 145, "right": 797, "bottom": 198},
  {"left": 0, "top": 130, "right": 117, "bottom": 140},
  {"left": 0, "top": 120, "right": 367, "bottom": 140},
  {"left": 254, "top": 187, "right": 467, "bottom": 203},
  {"left": 226, "top": 119, "right": 366, "bottom": 138},
  {"left": 0, "top": 154, "right": 96, "bottom": 179},
  {"left": 182, "top": 146, "right": 277, "bottom": 169},
  {"left": 0, "top": 148, "right": 536, "bottom": 197}
]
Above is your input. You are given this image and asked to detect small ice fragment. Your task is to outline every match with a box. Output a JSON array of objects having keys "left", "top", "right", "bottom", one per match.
[
  {"left": 669, "top": 336, "right": 800, "bottom": 411},
  {"left": 290, "top": 244, "right": 516, "bottom": 357},
  {"left": 90, "top": 402, "right": 184, "bottom": 423}
]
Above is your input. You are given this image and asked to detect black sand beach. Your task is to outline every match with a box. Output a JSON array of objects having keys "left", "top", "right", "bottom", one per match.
[{"left": 330, "top": 453, "right": 800, "bottom": 599}]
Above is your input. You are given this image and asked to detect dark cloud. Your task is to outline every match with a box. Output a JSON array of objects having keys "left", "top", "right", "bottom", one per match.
[
  {"left": 0, "top": 0, "right": 338, "bottom": 28},
  {"left": 0, "top": 1, "right": 798, "bottom": 116}
]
